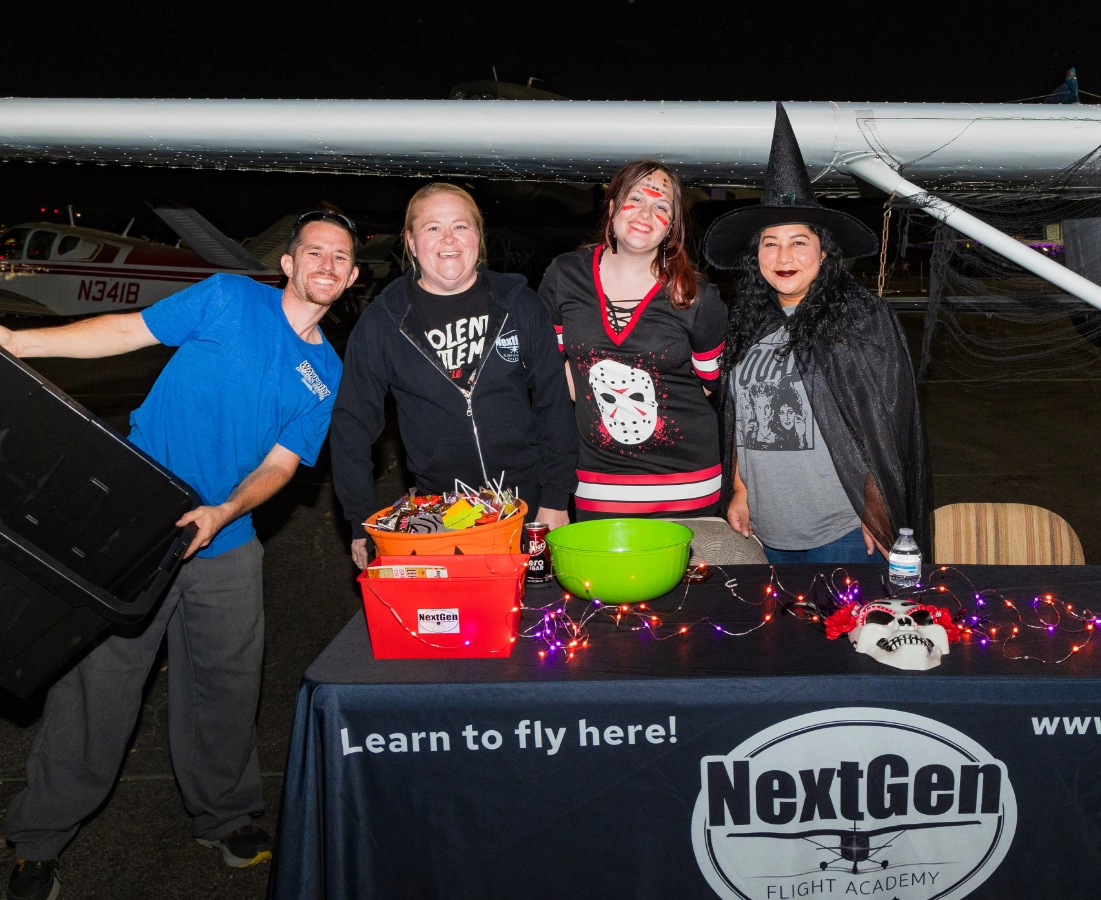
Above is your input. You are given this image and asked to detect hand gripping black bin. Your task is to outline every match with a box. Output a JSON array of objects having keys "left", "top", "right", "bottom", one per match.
[{"left": 0, "top": 347, "right": 198, "bottom": 697}]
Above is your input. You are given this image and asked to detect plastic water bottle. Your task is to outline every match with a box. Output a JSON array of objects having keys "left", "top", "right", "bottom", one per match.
[{"left": 888, "top": 528, "right": 922, "bottom": 589}]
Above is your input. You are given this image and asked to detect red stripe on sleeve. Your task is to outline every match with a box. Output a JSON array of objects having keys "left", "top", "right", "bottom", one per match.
[{"left": 692, "top": 341, "right": 725, "bottom": 362}]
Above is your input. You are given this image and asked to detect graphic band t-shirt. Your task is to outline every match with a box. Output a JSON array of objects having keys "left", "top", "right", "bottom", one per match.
[
  {"left": 732, "top": 308, "right": 859, "bottom": 549},
  {"left": 410, "top": 275, "right": 491, "bottom": 386},
  {"left": 539, "top": 246, "right": 727, "bottom": 517},
  {"left": 135, "top": 274, "right": 342, "bottom": 558}
]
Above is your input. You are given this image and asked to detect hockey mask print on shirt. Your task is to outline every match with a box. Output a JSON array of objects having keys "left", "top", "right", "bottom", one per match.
[{"left": 589, "top": 358, "right": 657, "bottom": 445}]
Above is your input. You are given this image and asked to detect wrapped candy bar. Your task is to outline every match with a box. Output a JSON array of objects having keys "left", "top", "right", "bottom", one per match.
[{"left": 365, "top": 479, "right": 521, "bottom": 534}]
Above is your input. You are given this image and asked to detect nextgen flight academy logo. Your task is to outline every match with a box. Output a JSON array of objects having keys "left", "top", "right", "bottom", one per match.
[
  {"left": 418, "top": 608, "right": 459, "bottom": 634},
  {"left": 495, "top": 329, "right": 521, "bottom": 363},
  {"left": 691, "top": 708, "right": 1016, "bottom": 900}
]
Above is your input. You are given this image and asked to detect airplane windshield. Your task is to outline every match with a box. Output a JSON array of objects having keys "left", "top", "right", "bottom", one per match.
[
  {"left": 0, "top": 227, "right": 30, "bottom": 260},
  {"left": 26, "top": 230, "right": 58, "bottom": 260}
]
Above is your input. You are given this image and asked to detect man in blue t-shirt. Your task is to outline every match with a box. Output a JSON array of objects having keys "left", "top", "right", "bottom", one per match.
[{"left": 0, "top": 212, "right": 357, "bottom": 899}]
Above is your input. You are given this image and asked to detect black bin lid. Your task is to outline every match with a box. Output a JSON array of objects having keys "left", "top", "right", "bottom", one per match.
[{"left": 0, "top": 347, "right": 197, "bottom": 604}]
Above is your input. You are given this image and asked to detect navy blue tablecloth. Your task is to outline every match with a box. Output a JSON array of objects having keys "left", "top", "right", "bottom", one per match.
[{"left": 267, "top": 565, "right": 1101, "bottom": 900}]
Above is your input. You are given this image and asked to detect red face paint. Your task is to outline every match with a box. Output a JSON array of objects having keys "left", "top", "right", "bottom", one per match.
[
  {"left": 641, "top": 187, "right": 663, "bottom": 198},
  {"left": 654, "top": 214, "right": 669, "bottom": 227},
  {"left": 620, "top": 204, "right": 637, "bottom": 211}
]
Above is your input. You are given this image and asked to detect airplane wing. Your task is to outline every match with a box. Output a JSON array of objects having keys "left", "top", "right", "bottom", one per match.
[
  {"left": 149, "top": 201, "right": 268, "bottom": 271},
  {"left": 0, "top": 100, "right": 1099, "bottom": 189},
  {"left": 3, "top": 98, "right": 1101, "bottom": 308},
  {"left": 0, "top": 289, "right": 60, "bottom": 317}
]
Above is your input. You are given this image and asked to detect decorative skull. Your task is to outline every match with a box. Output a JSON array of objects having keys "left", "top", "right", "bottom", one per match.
[
  {"left": 825, "top": 599, "right": 959, "bottom": 671},
  {"left": 589, "top": 359, "right": 657, "bottom": 445}
]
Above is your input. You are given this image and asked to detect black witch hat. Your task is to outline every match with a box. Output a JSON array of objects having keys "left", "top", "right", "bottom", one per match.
[{"left": 703, "top": 103, "right": 879, "bottom": 268}]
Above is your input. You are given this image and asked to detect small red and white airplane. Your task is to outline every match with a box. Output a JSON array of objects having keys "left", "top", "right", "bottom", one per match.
[{"left": 0, "top": 203, "right": 301, "bottom": 317}]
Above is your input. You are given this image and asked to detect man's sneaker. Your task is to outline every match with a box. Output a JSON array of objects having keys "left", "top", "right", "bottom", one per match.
[
  {"left": 5, "top": 859, "right": 60, "bottom": 900},
  {"left": 196, "top": 824, "right": 272, "bottom": 868}
]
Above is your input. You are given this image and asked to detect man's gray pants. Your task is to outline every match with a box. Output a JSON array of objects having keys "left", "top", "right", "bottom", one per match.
[{"left": 4, "top": 538, "right": 265, "bottom": 860}]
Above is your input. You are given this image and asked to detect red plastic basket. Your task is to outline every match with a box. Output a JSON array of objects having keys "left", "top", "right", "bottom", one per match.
[{"left": 358, "top": 555, "right": 528, "bottom": 659}]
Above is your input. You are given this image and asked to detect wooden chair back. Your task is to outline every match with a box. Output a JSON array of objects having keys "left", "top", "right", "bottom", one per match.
[{"left": 933, "top": 502, "right": 1085, "bottom": 565}]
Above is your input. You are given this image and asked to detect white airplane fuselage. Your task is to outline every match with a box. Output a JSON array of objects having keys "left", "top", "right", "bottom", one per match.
[{"left": 0, "top": 222, "right": 280, "bottom": 317}]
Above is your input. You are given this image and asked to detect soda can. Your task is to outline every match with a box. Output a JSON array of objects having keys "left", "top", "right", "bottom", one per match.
[{"left": 522, "top": 522, "right": 554, "bottom": 583}]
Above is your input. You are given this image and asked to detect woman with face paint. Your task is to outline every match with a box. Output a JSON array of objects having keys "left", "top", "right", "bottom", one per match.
[
  {"left": 538, "top": 161, "right": 728, "bottom": 520},
  {"left": 705, "top": 105, "right": 932, "bottom": 564},
  {"left": 332, "top": 184, "right": 579, "bottom": 567}
]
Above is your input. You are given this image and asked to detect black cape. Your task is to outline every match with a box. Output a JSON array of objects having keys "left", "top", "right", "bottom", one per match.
[{"left": 719, "top": 293, "right": 933, "bottom": 559}]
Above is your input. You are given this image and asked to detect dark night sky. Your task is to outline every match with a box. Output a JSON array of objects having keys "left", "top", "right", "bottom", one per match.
[
  {"left": 6, "top": 0, "right": 1101, "bottom": 103},
  {"left": 2, "top": 0, "right": 1099, "bottom": 239}
]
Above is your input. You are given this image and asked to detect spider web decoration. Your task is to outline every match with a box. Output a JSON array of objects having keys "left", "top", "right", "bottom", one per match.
[{"left": 888, "top": 145, "right": 1101, "bottom": 383}]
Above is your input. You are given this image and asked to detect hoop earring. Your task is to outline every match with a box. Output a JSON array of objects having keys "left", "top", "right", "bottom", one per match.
[{"left": 609, "top": 227, "right": 618, "bottom": 254}]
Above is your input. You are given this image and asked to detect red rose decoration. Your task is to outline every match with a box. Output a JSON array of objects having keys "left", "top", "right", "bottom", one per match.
[
  {"left": 915, "top": 604, "right": 961, "bottom": 643},
  {"left": 825, "top": 603, "right": 861, "bottom": 640}
]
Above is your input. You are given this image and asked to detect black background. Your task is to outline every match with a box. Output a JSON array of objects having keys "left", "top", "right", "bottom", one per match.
[
  {"left": 5, "top": 1, "right": 1100, "bottom": 242},
  {"left": 9, "top": 0, "right": 1101, "bottom": 103}
]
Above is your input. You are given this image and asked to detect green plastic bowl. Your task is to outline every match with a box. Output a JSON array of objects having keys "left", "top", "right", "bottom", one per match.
[{"left": 545, "top": 519, "right": 693, "bottom": 603}]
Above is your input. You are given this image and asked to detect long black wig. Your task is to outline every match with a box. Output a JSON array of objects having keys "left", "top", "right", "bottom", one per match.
[{"left": 721, "top": 224, "right": 877, "bottom": 370}]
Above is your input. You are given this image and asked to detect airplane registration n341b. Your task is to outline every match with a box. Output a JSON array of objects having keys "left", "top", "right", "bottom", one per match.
[{"left": 0, "top": 202, "right": 286, "bottom": 317}]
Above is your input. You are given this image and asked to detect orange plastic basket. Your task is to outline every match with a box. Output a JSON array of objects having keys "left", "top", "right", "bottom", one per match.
[{"left": 364, "top": 500, "right": 527, "bottom": 556}]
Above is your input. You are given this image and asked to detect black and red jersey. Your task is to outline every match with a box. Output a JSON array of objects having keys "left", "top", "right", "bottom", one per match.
[{"left": 539, "top": 246, "right": 727, "bottom": 517}]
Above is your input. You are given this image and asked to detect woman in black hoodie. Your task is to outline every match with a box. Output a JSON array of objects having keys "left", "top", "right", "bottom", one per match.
[{"left": 331, "top": 183, "right": 579, "bottom": 567}]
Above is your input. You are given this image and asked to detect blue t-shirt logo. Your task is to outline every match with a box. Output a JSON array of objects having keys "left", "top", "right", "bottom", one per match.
[{"left": 296, "top": 360, "right": 332, "bottom": 400}]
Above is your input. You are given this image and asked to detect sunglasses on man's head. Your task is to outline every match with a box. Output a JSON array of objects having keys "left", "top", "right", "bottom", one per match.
[{"left": 291, "top": 210, "right": 358, "bottom": 240}]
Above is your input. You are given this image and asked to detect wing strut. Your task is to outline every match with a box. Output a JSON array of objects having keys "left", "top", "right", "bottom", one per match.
[{"left": 844, "top": 155, "right": 1101, "bottom": 311}]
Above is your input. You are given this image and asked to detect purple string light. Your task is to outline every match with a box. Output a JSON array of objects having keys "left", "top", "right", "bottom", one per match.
[{"left": 521, "top": 564, "right": 1094, "bottom": 666}]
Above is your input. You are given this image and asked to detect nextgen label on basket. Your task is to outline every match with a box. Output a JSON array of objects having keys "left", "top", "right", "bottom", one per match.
[
  {"left": 691, "top": 708, "right": 1016, "bottom": 900},
  {"left": 417, "top": 608, "right": 460, "bottom": 634}
]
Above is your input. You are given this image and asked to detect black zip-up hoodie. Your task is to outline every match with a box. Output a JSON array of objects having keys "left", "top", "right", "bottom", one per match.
[{"left": 331, "top": 268, "right": 579, "bottom": 538}]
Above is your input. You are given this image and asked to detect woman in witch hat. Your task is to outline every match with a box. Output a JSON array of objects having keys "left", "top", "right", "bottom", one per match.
[
  {"left": 538, "top": 161, "right": 728, "bottom": 519},
  {"left": 705, "top": 103, "right": 931, "bottom": 564}
]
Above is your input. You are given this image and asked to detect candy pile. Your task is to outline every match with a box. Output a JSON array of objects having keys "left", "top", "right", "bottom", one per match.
[{"left": 367, "top": 481, "right": 521, "bottom": 534}]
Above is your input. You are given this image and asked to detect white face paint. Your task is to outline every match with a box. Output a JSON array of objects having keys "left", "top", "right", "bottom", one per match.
[
  {"left": 849, "top": 599, "right": 951, "bottom": 671},
  {"left": 589, "top": 359, "right": 657, "bottom": 445}
]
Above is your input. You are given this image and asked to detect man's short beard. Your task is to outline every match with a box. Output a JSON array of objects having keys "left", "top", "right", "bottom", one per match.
[{"left": 301, "top": 282, "right": 341, "bottom": 307}]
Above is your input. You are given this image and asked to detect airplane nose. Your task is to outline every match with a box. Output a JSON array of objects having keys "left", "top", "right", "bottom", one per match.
[{"left": 839, "top": 832, "right": 870, "bottom": 862}]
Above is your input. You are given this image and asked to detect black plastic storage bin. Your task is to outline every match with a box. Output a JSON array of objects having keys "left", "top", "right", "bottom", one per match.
[{"left": 0, "top": 347, "right": 197, "bottom": 697}]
